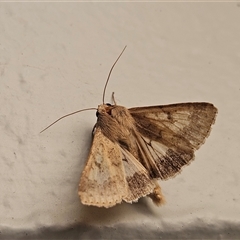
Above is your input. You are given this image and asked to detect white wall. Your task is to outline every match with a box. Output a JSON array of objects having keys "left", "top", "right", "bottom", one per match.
[{"left": 0, "top": 2, "right": 239, "bottom": 239}]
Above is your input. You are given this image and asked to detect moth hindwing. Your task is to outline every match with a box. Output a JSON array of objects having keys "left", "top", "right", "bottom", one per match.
[{"left": 78, "top": 102, "right": 217, "bottom": 208}]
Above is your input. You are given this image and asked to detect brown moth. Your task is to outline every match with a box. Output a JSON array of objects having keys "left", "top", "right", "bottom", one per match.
[{"left": 41, "top": 47, "right": 217, "bottom": 208}]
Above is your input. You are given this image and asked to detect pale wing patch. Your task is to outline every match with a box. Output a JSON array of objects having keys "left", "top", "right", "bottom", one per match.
[
  {"left": 120, "top": 149, "right": 156, "bottom": 203},
  {"left": 78, "top": 128, "right": 128, "bottom": 208}
]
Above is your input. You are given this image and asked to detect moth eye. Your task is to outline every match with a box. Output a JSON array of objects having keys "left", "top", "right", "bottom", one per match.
[
  {"left": 96, "top": 111, "right": 99, "bottom": 117},
  {"left": 106, "top": 103, "right": 112, "bottom": 106}
]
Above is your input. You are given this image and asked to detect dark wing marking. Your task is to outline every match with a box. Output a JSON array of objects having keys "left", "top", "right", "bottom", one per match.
[{"left": 121, "top": 148, "right": 156, "bottom": 203}]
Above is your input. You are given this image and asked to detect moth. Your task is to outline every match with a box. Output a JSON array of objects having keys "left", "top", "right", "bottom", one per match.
[{"left": 41, "top": 46, "right": 217, "bottom": 208}]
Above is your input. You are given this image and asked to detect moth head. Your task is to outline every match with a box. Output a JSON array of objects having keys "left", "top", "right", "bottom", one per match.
[{"left": 96, "top": 104, "right": 113, "bottom": 117}]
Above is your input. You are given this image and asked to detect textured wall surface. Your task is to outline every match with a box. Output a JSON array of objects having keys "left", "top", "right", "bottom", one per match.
[{"left": 1, "top": 2, "right": 240, "bottom": 239}]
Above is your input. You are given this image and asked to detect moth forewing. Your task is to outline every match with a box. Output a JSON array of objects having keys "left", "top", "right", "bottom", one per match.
[
  {"left": 129, "top": 103, "right": 218, "bottom": 180},
  {"left": 78, "top": 127, "right": 128, "bottom": 208}
]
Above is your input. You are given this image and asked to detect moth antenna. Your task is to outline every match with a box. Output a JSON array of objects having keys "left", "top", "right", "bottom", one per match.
[
  {"left": 40, "top": 107, "right": 97, "bottom": 133},
  {"left": 102, "top": 45, "right": 127, "bottom": 104},
  {"left": 112, "top": 92, "right": 117, "bottom": 105}
]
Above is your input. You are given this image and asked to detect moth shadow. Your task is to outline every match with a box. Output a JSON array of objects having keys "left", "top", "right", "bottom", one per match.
[{"left": 79, "top": 198, "right": 158, "bottom": 225}]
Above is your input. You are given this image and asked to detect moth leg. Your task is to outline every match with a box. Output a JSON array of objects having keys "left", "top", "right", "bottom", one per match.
[
  {"left": 148, "top": 181, "right": 166, "bottom": 206},
  {"left": 92, "top": 123, "right": 97, "bottom": 136},
  {"left": 112, "top": 92, "right": 117, "bottom": 105}
]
